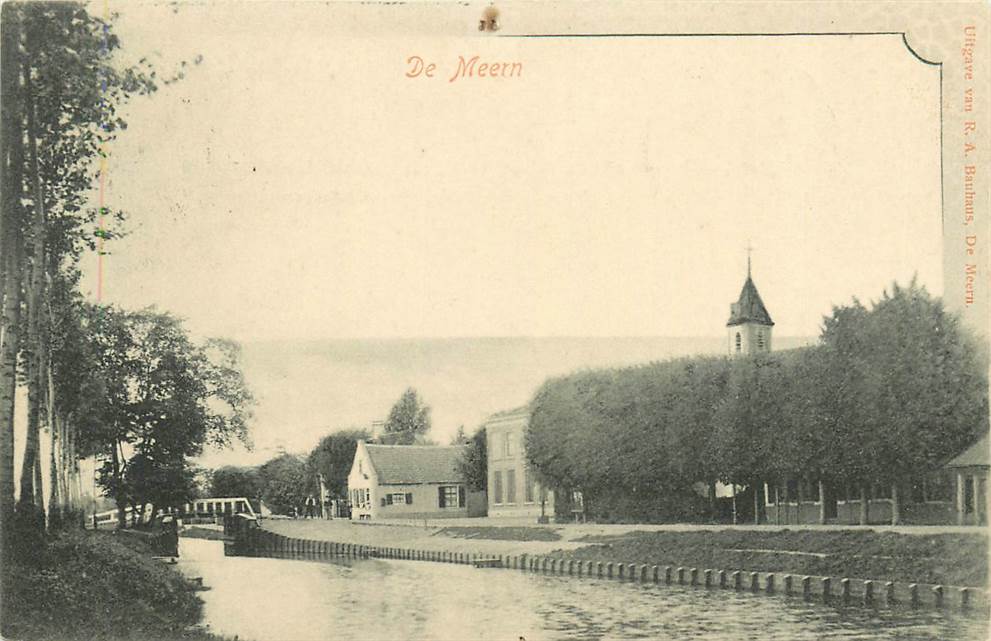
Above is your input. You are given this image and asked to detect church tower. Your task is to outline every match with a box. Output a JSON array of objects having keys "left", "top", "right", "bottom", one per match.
[{"left": 727, "top": 253, "right": 774, "bottom": 356}]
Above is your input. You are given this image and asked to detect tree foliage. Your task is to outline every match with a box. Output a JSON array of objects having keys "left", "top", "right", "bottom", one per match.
[
  {"left": 383, "top": 387, "right": 431, "bottom": 445},
  {"left": 81, "top": 306, "right": 253, "bottom": 526},
  {"left": 307, "top": 429, "right": 370, "bottom": 500},
  {"left": 526, "top": 281, "right": 988, "bottom": 523},
  {"left": 456, "top": 427, "right": 487, "bottom": 491},
  {"left": 257, "top": 454, "right": 311, "bottom": 516},
  {"left": 0, "top": 1, "right": 195, "bottom": 548},
  {"left": 210, "top": 466, "right": 264, "bottom": 501}
]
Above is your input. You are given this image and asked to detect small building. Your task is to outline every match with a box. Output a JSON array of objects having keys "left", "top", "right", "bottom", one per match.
[
  {"left": 484, "top": 407, "right": 555, "bottom": 519},
  {"left": 946, "top": 433, "right": 989, "bottom": 525},
  {"left": 347, "top": 441, "right": 477, "bottom": 520}
]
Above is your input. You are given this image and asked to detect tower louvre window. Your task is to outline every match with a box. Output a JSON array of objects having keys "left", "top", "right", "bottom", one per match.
[
  {"left": 735, "top": 332, "right": 742, "bottom": 352},
  {"left": 757, "top": 330, "right": 764, "bottom": 351}
]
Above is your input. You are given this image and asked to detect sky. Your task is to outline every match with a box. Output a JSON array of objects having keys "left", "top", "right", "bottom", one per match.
[{"left": 72, "top": 3, "right": 943, "bottom": 464}]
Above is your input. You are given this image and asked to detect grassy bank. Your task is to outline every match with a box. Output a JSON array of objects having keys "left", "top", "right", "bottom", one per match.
[
  {"left": 436, "top": 526, "right": 561, "bottom": 542},
  {"left": 552, "top": 529, "right": 988, "bottom": 588},
  {"left": 1, "top": 529, "right": 228, "bottom": 641}
]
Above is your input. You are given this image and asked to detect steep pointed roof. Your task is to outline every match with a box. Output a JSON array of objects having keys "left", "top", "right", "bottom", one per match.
[{"left": 727, "top": 277, "right": 774, "bottom": 327}]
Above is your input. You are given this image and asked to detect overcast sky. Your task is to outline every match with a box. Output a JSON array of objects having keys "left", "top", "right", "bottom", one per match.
[
  {"left": 85, "top": 5, "right": 941, "bottom": 341},
  {"left": 73, "top": 4, "right": 943, "bottom": 461}
]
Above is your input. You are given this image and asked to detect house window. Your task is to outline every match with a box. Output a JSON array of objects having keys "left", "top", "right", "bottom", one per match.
[
  {"left": 438, "top": 485, "right": 463, "bottom": 509},
  {"left": 493, "top": 471, "right": 503, "bottom": 504},
  {"left": 735, "top": 332, "right": 742, "bottom": 352},
  {"left": 364, "top": 488, "right": 370, "bottom": 507},
  {"left": 384, "top": 492, "right": 412, "bottom": 505},
  {"left": 504, "top": 433, "right": 513, "bottom": 457},
  {"left": 524, "top": 468, "right": 535, "bottom": 503},
  {"left": 506, "top": 469, "right": 517, "bottom": 504}
]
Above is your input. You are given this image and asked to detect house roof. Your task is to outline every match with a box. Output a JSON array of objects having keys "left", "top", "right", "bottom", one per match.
[
  {"left": 485, "top": 406, "right": 529, "bottom": 422},
  {"left": 946, "top": 434, "right": 990, "bottom": 469},
  {"left": 727, "top": 276, "right": 774, "bottom": 327},
  {"left": 364, "top": 444, "right": 464, "bottom": 485}
]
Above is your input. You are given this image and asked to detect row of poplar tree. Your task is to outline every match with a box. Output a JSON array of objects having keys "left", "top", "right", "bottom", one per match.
[
  {"left": 525, "top": 281, "right": 989, "bottom": 524},
  {"left": 0, "top": 3, "right": 253, "bottom": 557}
]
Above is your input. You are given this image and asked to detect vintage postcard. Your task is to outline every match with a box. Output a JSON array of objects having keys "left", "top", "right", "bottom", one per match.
[{"left": 1, "top": 1, "right": 989, "bottom": 640}]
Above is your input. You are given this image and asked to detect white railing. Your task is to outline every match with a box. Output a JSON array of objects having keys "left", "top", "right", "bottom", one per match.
[{"left": 91, "top": 497, "right": 257, "bottom": 527}]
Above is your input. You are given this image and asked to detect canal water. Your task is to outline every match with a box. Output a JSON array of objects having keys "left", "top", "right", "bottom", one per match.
[{"left": 178, "top": 538, "right": 987, "bottom": 641}]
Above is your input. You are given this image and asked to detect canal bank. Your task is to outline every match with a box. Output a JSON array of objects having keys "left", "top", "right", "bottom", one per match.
[
  {"left": 244, "top": 519, "right": 989, "bottom": 616},
  {"left": 181, "top": 535, "right": 988, "bottom": 641},
  {"left": 0, "top": 528, "right": 229, "bottom": 641}
]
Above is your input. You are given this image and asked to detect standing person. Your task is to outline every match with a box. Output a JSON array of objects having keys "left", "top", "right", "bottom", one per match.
[{"left": 160, "top": 516, "right": 180, "bottom": 558}]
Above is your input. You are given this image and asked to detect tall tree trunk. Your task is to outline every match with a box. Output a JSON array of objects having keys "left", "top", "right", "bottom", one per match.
[
  {"left": 731, "top": 485, "right": 737, "bottom": 525},
  {"left": 753, "top": 481, "right": 761, "bottom": 525},
  {"left": 797, "top": 478, "right": 805, "bottom": 524},
  {"left": 32, "top": 444, "right": 42, "bottom": 513},
  {"left": 785, "top": 479, "right": 791, "bottom": 525},
  {"left": 859, "top": 485, "right": 870, "bottom": 525},
  {"left": 0, "top": 10, "right": 25, "bottom": 543},
  {"left": 818, "top": 480, "right": 827, "bottom": 525},
  {"left": 17, "top": 57, "right": 48, "bottom": 519},
  {"left": 47, "top": 388, "right": 61, "bottom": 528},
  {"left": 707, "top": 481, "right": 717, "bottom": 520},
  {"left": 66, "top": 419, "right": 81, "bottom": 524},
  {"left": 774, "top": 485, "right": 780, "bottom": 525},
  {"left": 112, "top": 440, "right": 126, "bottom": 529},
  {"left": 58, "top": 414, "right": 69, "bottom": 513},
  {"left": 891, "top": 482, "right": 900, "bottom": 526}
]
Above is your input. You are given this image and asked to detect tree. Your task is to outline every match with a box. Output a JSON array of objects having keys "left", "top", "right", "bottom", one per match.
[
  {"left": 456, "top": 427, "right": 486, "bottom": 491},
  {"left": 526, "top": 279, "right": 988, "bottom": 526},
  {"left": 257, "top": 453, "right": 310, "bottom": 516},
  {"left": 210, "top": 466, "right": 264, "bottom": 501},
  {"left": 124, "top": 455, "right": 198, "bottom": 526},
  {"left": 2, "top": 2, "right": 157, "bottom": 525},
  {"left": 820, "top": 280, "right": 988, "bottom": 524},
  {"left": 80, "top": 307, "right": 253, "bottom": 528},
  {"left": 307, "top": 429, "right": 370, "bottom": 500},
  {"left": 1, "top": 1, "right": 189, "bottom": 549},
  {"left": 383, "top": 388, "right": 431, "bottom": 445}
]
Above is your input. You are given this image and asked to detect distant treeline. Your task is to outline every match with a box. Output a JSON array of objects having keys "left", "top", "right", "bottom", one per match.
[{"left": 525, "top": 282, "right": 989, "bottom": 524}]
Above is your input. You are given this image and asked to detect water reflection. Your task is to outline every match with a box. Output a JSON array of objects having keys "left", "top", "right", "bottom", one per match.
[{"left": 178, "top": 538, "right": 987, "bottom": 641}]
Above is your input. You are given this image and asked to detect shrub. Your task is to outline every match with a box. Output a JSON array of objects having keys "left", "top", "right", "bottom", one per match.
[{"left": 2, "top": 530, "right": 210, "bottom": 641}]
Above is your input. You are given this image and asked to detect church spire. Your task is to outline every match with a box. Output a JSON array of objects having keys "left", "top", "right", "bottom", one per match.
[{"left": 727, "top": 246, "right": 774, "bottom": 355}]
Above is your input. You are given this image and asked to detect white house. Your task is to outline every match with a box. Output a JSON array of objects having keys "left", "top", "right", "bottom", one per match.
[
  {"left": 484, "top": 407, "right": 555, "bottom": 519},
  {"left": 347, "top": 441, "right": 472, "bottom": 520}
]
